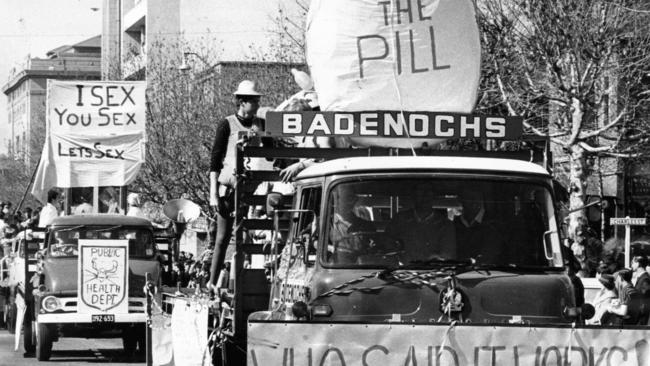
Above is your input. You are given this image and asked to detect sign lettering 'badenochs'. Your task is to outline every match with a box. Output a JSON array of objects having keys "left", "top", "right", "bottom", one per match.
[
  {"left": 78, "top": 240, "right": 129, "bottom": 313},
  {"left": 266, "top": 111, "right": 523, "bottom": 139}
]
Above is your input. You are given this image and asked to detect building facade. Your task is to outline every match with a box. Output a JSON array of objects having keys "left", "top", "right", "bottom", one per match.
[
  {"left": 101, "top": 0, "right": 298, "bottom": 81},
  {"left": 1, "top": 36, "right": 102, "bottom": 167}
]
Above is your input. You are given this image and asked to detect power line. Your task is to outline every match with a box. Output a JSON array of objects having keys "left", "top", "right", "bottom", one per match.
[{"left": 0, "top": 30, "right": 272, "bottom": 38}]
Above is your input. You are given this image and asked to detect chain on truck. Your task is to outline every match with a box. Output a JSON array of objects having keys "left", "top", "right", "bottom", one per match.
[{"left": 158, "top": 110, "right": 648, "bottom": 366}]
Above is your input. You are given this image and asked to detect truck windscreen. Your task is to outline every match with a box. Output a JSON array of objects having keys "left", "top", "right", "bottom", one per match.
[
  {"left": 47, "top": 226, "right": 155, "bottom": 258},
  {"left": 324, "top": 178, "right": 563, "bottom": 269}
]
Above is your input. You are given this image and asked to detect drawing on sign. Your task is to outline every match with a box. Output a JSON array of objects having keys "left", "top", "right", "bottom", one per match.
[{"left": 80, "top": 245, "right": 127, "bottom": 311}]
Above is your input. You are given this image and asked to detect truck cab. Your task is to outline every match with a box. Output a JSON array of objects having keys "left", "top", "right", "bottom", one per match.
[
  {"left": 31, "top": 214, "right": 160, "bottom": 360},
  {"left": 264, "top": 156, "right": 575, "bottom": 324}
]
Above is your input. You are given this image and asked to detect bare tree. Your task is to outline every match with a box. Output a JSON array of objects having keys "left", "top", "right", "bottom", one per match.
[
  {"left": 134, "top": 40, "right": 301, "bottom": 213},
  {"left": 268, "top": 0, "right": 310, "bottom": 62},
  {"left": 478, "top": 0, "right": 650, "bottom": 240}
]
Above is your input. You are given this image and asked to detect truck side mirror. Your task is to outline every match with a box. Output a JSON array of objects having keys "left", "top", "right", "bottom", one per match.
[
  {"left": 543, "top": 230, "right": 556, "bottom": 260},
  {"left": 266, "top": 192, "right": 284, "bottom": 214}
]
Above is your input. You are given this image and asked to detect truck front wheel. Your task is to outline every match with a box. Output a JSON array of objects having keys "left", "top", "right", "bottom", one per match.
[{"left": 36, "top": 323, "right": 53, "bottom": 361}]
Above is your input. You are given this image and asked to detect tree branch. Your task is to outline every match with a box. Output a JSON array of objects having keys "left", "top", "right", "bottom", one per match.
[{"left": 580, "top": 108, "right": 626, "bottom": 139}]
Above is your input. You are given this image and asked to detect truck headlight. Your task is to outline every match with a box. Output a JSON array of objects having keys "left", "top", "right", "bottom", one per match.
[{"left": 42, "top": 296, "right": 62, "bottom": 312}]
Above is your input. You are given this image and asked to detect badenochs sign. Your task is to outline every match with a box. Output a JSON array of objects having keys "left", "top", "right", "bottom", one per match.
[{"left": 266, "top": 111, "right": 523, "bottom": 139}]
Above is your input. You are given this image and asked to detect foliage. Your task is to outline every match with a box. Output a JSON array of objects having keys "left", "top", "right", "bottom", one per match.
[
  {"left": 477, "top": 0, "right": 650, "bottom": 240},
  {"left": 132, "top": 39, "right": 302, "bottom": 214},
  {"left": 269, "top": 0, "right": 310, "bottom": 63}
]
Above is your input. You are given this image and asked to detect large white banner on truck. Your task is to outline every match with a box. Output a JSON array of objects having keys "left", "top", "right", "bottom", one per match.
[
  {"left": 78, "top": 239, "right": 129, "bottom": 313},
  {"left": 31, "top": 80, "right": 146, "bottom": 202},
  {"left": 306, "top": 0, "right": 480, "bottom": 148},
  {"left": 248, "top": 322, "right": 650, "bottom": 366}
]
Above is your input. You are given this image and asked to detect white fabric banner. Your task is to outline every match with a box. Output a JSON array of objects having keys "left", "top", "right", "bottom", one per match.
[
  {"left": 306, "top": 0, "right": 481, "bottom": 148},
  {"left": 171, "top": 299, "right": 209, "bottom": 366},
  {"left": 249, "top": 323, "right": 650, "bottom": 366},
  {"left": 31, "top": 80, "right": 146, "bottom": 202}
]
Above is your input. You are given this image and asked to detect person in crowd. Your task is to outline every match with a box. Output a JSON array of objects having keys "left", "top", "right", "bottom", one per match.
[
  {"left": 632, "top": 255, "right": 650, "bottom": 324},
  {"left": 208, "top": 80, "right": 266, "bottom": 291},
  {"left": 2, "top": 202, "right": 11, "bottom": 216},
  {"left": 171, "top": 261, "right": 187, "bottom": 288},
  {"left": 73, "top": 192, "right": 93, "bottom": 215},
  {"left": 99, "top": 187, "right": 123, "bottom": 214},
  {"left": 385, "top": 182, "right": 455, "bottom": 263},
  {"left": 605, "top": 269, "right": 640, "bottom": 325},
  {"left": 587, "top": 273, "right": 617, "bottom": 325},
  {"left": 39, "top": 189, "right": 61, "bottom": 228},
  {"left": 126, "top": 192, "right": 146, "bottom": 218},
  {"left": 454, "top": 189, "right": 506, "bottom": 263},
  {"left": 0, "top": 212, "right": 6, "bottom": 240}
]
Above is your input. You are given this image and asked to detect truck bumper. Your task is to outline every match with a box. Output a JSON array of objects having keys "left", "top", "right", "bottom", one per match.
[{"left": 37, "top": 312, "right": 146, "bottom": 324}]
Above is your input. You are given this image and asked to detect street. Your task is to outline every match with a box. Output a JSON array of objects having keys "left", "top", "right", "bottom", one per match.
[{"left": 0, "top": 330, "right": 144, "bottom": 366}]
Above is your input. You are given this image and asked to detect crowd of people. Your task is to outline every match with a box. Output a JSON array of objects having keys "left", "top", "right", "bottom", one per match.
[
  {"left": 587, "top": 255, "right": 650, "bottom": 326},
  {"left": 0, "top": 200, "right": 42, "bottom": 242}
]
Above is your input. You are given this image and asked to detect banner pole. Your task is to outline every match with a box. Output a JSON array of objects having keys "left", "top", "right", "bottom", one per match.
[
  {"left": 15, "top": 160, "right": 40, "bottom": 212},
  {"left": 145, "top": 272, "right": 153, "bottom": 366}
]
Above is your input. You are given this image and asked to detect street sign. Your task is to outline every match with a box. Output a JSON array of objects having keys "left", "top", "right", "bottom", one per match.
[
  {"left": 608, "top": 217, "right": 647, "bottom": 267},
  {"left": 610, "top": 217, "right": 647, "bottom": 226}
]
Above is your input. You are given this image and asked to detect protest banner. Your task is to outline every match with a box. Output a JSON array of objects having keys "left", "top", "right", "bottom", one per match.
[
  {"left": 77, "top": 239, "right": 129, "bottom": 314},
  {"left": 249, "top": 322, "right": 650, "bottom": 366},
  {"left": 31, "top": 80, "right": 147, "bottom": 202},
  {"left": 306, "top": 0, "right": 481, "bottom": 148}
]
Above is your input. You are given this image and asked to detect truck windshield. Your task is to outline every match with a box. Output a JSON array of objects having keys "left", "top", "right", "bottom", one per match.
[
  {"left": 47, "top": 226, "right": 155, "bottom": 258},
  {"left": 324, "top": 177, "right": 563, "bottom": 269}
]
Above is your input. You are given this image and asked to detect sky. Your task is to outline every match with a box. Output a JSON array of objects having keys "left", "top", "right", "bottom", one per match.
[{"left": 0, "top": 0, "right": 102, "bottom": 155}]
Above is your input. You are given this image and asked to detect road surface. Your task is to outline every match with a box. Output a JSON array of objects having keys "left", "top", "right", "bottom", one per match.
[{"left": 0, "top": 329, "right": 144, "bottom": 365}]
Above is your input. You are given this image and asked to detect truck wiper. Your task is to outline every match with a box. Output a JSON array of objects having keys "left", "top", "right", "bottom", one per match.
[
  {"left": 91, "top": 225, "right": 123, "bottom": 232},
  {"left": 56, "top": 225, "right": 86, "bottom": 232},
  {"left": 469, "top": 263, "right": 559, "bottom": 273},
  {"left": 404, "top": 258, "right": 474, "bottom": 269}
]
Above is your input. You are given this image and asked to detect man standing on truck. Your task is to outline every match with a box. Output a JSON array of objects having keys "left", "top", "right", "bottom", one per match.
[
  {"left": 39, "top": 189, "right": 61, "bottom": 228},
  {"left": 208, "top": 80, "right": 265, "bottom": 290}
]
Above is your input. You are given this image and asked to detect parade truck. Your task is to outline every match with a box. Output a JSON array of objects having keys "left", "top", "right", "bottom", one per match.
[
  {"left": 29, "top": 214, "right": 160, "bottom": 361},
  {"left": 4, "top": 79, "right": 152, "bottom": 361},
  {"left": 192, "top": 108, "right": 648, "bottom": 366}
]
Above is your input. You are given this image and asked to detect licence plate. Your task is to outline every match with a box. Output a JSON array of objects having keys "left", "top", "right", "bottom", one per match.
[{"left": 91, "top": 314, "right": 115, "bottom": 323}]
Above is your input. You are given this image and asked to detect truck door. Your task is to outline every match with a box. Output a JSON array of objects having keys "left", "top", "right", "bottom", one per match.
[{"left": 275, "top": 185, "right": 322, "bottom": 306}]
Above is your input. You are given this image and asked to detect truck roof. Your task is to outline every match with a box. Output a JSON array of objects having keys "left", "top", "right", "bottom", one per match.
[
  {"left": 296, "top": 156, "right": 550, "bottom": 179},
  {"left": 48, "top": 214, "right": 153, "bottom": 227}
]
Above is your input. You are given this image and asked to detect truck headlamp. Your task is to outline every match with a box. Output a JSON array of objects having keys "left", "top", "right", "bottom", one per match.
[
  {"left": 311, "top": 304, "right": 332, "bottom": 317},
  {"left": 42, "top": 296, "right": 62, "bottom": 312}
]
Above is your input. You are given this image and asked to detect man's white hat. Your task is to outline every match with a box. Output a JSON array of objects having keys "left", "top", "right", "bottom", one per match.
[{"left": 233, "top": 80, "right": 263, "bottom": 96}]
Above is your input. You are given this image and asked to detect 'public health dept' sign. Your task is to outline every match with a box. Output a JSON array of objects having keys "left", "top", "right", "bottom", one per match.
[{"left": 78, "top": 240, "right": 129, "bottom": 313}]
